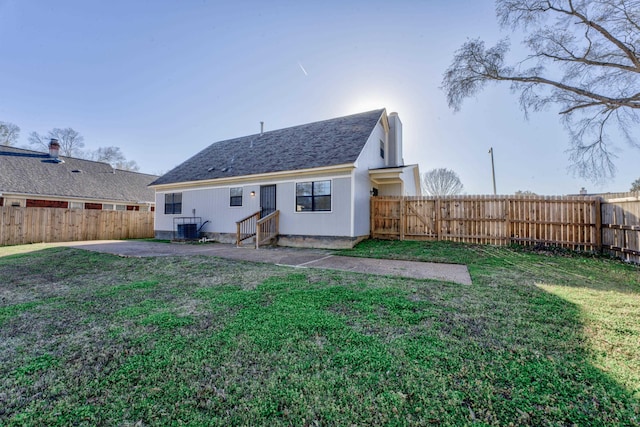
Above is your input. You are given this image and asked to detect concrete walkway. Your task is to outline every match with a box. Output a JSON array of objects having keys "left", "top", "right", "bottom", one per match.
[{"left": 63, "top": 240, "right": 472, "bottom": 285}]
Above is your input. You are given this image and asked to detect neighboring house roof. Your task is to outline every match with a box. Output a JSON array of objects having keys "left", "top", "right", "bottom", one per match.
[
  {"left": 0, "top": 146, "right": 157, "bottom": 203},
  {"left": 150, "top": 109, "right": 386, "bottom": 186}
]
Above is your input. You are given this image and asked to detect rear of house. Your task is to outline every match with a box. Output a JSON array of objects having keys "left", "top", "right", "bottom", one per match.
[{"left": 150, "top": 109, "right": 420, "bottom": 248}]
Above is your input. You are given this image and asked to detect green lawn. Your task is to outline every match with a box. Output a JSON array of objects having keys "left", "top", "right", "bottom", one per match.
[{"left": 0, "top": 240, "right": 639, "bottom": 426}]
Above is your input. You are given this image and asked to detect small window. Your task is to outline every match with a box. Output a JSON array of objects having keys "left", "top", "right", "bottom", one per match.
[
  {"left": 230, "top": 187, "right": 242, "bottom": 207},
  {"left": 115, "top": 204, "right": 126, "bottom": 211},
  {"left": 296, "top": 180, "right": 331, "bottom": 212},
  {"left": 164, "top": 193, "right": 182, "bottom": 214},
  {"left": 380, "top": 139, "right": 385, "bottom": 159},
  {"left": 102, "top": 204, "right": 115, "bottom": 210},
  {"left": 69, "top": 202, "right": 84, "bottom": 209}
]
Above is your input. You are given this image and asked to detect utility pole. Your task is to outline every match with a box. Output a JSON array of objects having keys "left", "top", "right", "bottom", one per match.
[{"left": 489, "top": 147, "right": 497, "bottom": 195}]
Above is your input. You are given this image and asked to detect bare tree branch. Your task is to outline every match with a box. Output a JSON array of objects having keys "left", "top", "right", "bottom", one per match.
[
  {"left": 0, "top": 121, "right": 20, "bottom": 146},
  {"left": 422, "top": 168, "right": 465, "bottom": 196},
  {"left": 28, "top": 127, "right": 85, "bottom": 157},
  {"left": 443, "top": 0, "right": 640, "bottom": 182},
  {"left": 27, "top": 127, "right": 141, "bottom": 171}
]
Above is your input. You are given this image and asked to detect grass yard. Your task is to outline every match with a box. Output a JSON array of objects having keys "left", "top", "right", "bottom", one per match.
[{"left": 0, "top": 240, "right": 639, "bottom": 426}]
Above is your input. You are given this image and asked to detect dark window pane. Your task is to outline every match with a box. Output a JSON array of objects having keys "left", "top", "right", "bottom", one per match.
[
  {"left": 314, "top": 196, "right": 331, "bottom": 211},
  {"left": 296, "top": 196, "right": 312, "bottom": 212},
  {"left": 313, "top": 181, "right": 331, "bottom": 196},
  {"left": 296, "top": 182, "right": 312, "bottom": 196}
]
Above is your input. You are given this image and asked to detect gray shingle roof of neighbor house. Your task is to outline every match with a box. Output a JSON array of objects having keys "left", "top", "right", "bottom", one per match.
[
  {"left": 150, "top": 108, "right": 386, "bottom": 186},
  {"left": 0, "top": 146, "right": 158, "bottom": 203}
]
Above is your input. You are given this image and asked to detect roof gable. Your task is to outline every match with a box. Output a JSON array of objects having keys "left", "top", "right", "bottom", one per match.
[
  {"left": 0, "top": 147, "right": 157, "bottom": 203},
  {"left": 151, "top": 109, "right": 385, "bottom": 186}
]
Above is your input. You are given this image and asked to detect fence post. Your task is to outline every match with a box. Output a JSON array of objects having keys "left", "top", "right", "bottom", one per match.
[
  {"left": 400, "top": 198, "right": 405, "bottom": 241},
  {"left": 595, "top": 197, "right": 602, "bottom": 253},
  {"left": 506, "top": 197, "right": 512, "bottom": 245},
  {"left": 435, "top": 198, "right": 441, "bottom": 240},
  {"left": 370, "top": 197, "right": 374, "bottom": 238}
]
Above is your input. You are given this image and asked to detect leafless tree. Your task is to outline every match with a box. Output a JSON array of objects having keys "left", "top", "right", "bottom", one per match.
[
  {"left": 442, "top": 0, "right": 640, "bottom": 182},
  {"left": 0, "top": 121, "right": 20, "bottom": 146},
  {"left": 631, "top": 177, "right": 640, "bottom": 191},
  {"left": 422, "top": 168, "right": 464, "bottom": 196},
  {"left": 86, "top": 146, "right": 140, "bottom": 171},
  {"left": 28, "top": 127, "right": 85, "bottom": 157},
  {"left": 28, "top": 128, "right": 141, "bottom": 171}
]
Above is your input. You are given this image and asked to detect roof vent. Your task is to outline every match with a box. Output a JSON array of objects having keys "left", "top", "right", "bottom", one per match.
[
  {"left": 221, "top": 167, "right": 228, "bottom": 172},
  {"left": 207, "top": 167, "right": 215, "bottom": 172},
  {"left": 71, "top": 169, "right": 82, "bottom": 173},
  {"left": 260, "top": 121, "right": 264, "bottom": 136}
]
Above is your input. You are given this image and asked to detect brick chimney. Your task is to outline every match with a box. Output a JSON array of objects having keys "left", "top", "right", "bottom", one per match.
[{"left": 49, "top": 139, "right": 61, "bottom": 158}]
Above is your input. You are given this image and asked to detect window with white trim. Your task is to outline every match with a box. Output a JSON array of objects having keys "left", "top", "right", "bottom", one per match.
[
  {"left": 296, "top": 180, "right": 331, "bottom": 212},
  {"left": 164, "top": 193, "right": 182, "bottom": 214},
  {"left": 230, "top": 187, "right": 243, "bottom": 206}
]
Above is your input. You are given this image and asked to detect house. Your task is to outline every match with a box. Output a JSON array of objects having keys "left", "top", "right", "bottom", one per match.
[
  {"left": 149, "top": 109, "right": 421, "bottom": 248},
  {"left": 0, "top": 141, "right": 157, "bottom": 211}
]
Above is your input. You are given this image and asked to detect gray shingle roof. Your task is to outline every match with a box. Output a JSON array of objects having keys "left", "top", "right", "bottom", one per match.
[
  {"left": 0, "top": 147, "right": 157, "bottom": 203},
  {"left": 150, "top": 109, "right": 385, "bottom": 186}
]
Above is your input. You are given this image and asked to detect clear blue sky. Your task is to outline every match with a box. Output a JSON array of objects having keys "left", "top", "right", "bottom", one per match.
[{"left": 1, "top": 0, "right": 638, "bottom": 195}]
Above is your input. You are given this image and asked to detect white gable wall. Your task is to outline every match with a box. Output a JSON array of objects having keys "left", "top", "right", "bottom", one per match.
[
  {"left": 400, "top": 165, "right": 421, "bottom": 196},
  {"left": 352, "top": 119, "right": 388, "bottom": 237}
]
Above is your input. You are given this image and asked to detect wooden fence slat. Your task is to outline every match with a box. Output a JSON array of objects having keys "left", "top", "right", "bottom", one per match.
[
  {"left": 371, "top": 194, "right": 639, "bottom": 264},
  {"left": 0, "top": 207, "right": 154, "bottom": 246}
]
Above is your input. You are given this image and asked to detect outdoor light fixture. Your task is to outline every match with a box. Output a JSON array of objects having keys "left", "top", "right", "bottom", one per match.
[{"left": 250, "top": 191, "right": 256, "bottom": 197}]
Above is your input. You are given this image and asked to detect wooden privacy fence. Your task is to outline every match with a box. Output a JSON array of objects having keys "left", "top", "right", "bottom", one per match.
[
  {"left": 371, "top": 193, "right": 640, "bottom": 264},
  {"left": 600, "top": 193, "right": 640, "bottom": 264},
  {"left": 0, "top": 207, "right": 155, "bottom": 246}
]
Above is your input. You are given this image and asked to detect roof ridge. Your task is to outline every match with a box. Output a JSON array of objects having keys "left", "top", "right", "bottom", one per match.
[{"left": 236, "top": 108, "right": 386, "bottom": 140}]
